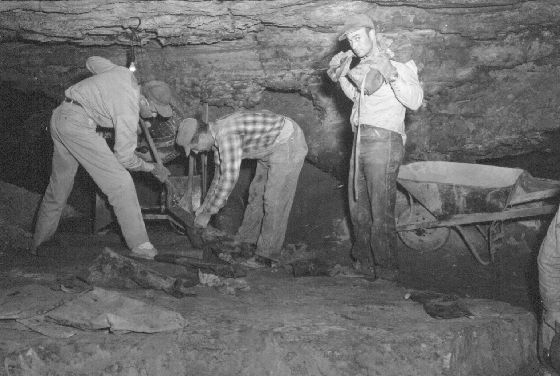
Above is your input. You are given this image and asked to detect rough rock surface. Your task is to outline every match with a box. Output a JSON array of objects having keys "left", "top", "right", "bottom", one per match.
[
  {"left": 0, "top": 275, "right": 537, "bottom": 376},
  {"left": 1, "top": 0, "right": 559, "bottom": 175}
]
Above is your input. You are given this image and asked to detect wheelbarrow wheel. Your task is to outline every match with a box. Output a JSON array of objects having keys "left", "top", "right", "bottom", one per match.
[{"left": 397, "top": 203, "right": 450, "bottom": 252}]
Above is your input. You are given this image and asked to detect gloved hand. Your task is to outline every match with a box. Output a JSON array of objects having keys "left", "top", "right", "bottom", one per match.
[
  {"left": 150, "top": 163, "right": 171, "bottom": 183},
  {"left": 327, "top": 51, "right": 354, "bottom": 82},
  {"left": 194, "top": 206, "right": 212, "bottom": 228},
  {"left": 367, "top": 53, "right": 397, "bottom": 82},
  {"left": 348, "top": 62, "right": 385, "bottom": 95},
  {"left": 176, "top": 118, "right": 198, "bottom": 155}
]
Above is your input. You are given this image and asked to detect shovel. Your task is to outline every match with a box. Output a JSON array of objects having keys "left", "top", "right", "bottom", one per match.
[
  {"left": 139, "top": 119, "right": 182, "bottom": 200},
  {"left": 139, "top": 119, "right": 214, "bottom": 247}
]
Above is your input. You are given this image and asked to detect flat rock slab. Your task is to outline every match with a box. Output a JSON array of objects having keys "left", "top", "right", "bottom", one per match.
[{"left": 1, "top": 273, "right": 536, "bottom": 376}]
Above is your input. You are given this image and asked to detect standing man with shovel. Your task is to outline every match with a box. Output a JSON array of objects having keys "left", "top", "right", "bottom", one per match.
[{"left": 32, "top": 56, "right": 173, "bottom": 260}]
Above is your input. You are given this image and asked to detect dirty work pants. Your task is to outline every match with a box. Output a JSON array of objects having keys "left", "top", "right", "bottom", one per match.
[
  {"left": 236, "top": 122, "right": 308, "bottom": 257},
  {"left": 33, "top": 102, "right": 149, "bottom": 250},
  {"left": 348, "top": 125, "right": 404, "bottom": 270},
  {"left": 538, "top": 207, "right": 560, "bottom": 354}
]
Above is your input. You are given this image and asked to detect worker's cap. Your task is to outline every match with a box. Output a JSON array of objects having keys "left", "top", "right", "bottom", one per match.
[
  {"left": 142, "top": 80, "right": 174, "bottom": 118},
  {"left": 338, "top": 14, "right": 375, "bottom": 41},
  {"left": 176, "top": 118, "right": 199, "bottom": 156}
]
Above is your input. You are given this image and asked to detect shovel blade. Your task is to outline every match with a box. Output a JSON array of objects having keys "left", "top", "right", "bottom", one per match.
[{"left": 167, "top": 175, "right": 202, "bottom": 214}]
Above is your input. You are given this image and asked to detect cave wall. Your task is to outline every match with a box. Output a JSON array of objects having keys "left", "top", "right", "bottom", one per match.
[{"left": 1, "top": 0, "right": 559, "bottom": 176}]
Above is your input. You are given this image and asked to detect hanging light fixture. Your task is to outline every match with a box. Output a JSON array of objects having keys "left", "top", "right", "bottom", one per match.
[
  {"left": 127, "top": 48, "right": 137, "bottom": 72},
  {"left": 127, "top": 17, "right": 142, "bottom": 72}
]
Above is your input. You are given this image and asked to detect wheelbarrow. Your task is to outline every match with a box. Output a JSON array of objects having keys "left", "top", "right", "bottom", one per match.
[{"left": 395, "top": 161, "right": 560, "bottom": 265}]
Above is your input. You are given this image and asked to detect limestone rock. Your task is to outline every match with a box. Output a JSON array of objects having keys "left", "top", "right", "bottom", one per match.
[{"left": 0, "top": 0, "right": 559, "bottom": 173}]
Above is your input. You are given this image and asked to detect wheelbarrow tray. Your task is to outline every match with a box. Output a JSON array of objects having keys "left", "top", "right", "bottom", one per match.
[{"left": 397, "top": 161, "right": 560, "bottom": 230}]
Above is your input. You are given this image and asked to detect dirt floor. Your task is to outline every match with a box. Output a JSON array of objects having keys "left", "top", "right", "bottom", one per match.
[
  {"left": 0, "top": 160, "right": 553, "bottom": 375},
  {"left": 0, "top": 219, "right": 543, "bottom": 376}
]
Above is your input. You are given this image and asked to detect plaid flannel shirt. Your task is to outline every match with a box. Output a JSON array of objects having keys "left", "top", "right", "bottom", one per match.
[{"left": 201, "top": 111, "right": 286, "bottom": 215}]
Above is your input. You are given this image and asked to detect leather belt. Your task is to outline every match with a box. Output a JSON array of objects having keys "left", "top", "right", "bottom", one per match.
[{"left": 64, "top": 97, "right": 83, "bottom": 108}]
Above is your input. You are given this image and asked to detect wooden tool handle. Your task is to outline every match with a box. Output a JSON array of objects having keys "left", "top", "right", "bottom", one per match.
[{"left": 139, "top": 119, "right": 163, "bottom": 167}]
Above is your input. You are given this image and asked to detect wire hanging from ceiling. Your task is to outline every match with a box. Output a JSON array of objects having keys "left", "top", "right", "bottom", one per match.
[{"left": 126, "top": 17, "right": 142, "bottom": 72}]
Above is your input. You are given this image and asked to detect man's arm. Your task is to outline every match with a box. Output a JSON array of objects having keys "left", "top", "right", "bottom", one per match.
[
  {"left": 389, "top": 60, "right": 424, "bottom": 111},
  {"left": 339, "top": 76, "right": 358, "bottom": 102},
  {"left": 113, "top": 113, "right": 154, "bottom": 172},
  {"left": 198, "top": 149, "right": 221, "bottom": 212},
  {"left": 328, "top": 51, "right": 357, "bottom": 102},
  {"left": 111, "top": 74, "right": 154, "bottom": 172},
  {"left": 200, "top": 134, "right": 243, "bottom": 215}
]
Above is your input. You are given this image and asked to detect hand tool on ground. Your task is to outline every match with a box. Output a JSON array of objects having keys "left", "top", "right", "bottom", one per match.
[{"left": 154, "top": 253, "right": 246, "bottom": 278}]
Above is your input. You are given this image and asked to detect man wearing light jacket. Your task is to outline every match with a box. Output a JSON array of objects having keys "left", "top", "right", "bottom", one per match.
[
  {"left": 327, "top": 14, "right": 424, "bottom": 279},
  {"left": 32, "top": 56, "right": 172, "bottom": 260}
]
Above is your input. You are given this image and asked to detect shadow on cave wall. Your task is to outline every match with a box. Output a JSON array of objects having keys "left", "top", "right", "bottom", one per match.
[
  {"left": 0, "top": 84, "right": 56, "bottom": 192},
  {"left": 0, "top": 84, "right": 95, "bottom": 215},
  {"left": 476, "top": 135, "right": 560, "bottom": 315}
]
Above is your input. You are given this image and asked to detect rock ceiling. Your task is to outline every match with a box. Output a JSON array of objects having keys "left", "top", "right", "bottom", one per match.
[{"left": 1, "top": 0, "right": 559, "bottom": 175}]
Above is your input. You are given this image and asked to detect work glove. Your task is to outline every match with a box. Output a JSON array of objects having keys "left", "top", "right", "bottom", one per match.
[
  {"left": 348, "top": 62, "right": 385, "bottom": 95},
  {"left": 150, "top": 163, "right": 171, "bottom": 183},
  {"left": 367, "top": 53, "right": 397, "bottom": 82},
  {"left": 327, "top": 51, "right": 354, "bottom": 82},
  {"left": 176, "top": 118, "right": 198, "bottom": 156}
]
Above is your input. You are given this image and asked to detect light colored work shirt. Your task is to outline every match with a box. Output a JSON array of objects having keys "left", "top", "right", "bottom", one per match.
[
  {"left": 339, "top": 59, "right": 423, "bottom": 144},
  {"left": 65, "top": 56, "right": 152, "bottom": 172}
]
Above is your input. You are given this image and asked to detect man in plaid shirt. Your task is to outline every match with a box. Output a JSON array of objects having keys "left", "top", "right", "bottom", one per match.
[{"left": 177, "top": 110, "right": 308, "bottom": 262}]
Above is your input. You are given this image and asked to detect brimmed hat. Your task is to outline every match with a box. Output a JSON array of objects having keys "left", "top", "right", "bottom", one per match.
[
  {"left": 142, "top": 80, "right": 174, "bottom": 118},
  {"left": 338, "top": 14, "right": 375, "bottom": 41},
  {"left": 176, "top": 118, "right": 199, "bottom": 156}
]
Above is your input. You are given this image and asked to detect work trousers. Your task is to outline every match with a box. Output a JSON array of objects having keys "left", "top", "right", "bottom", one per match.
[
  {"left": 236, "top": 122, "right": 308, "bottom": 257},
  {"left": 348, "top": 125, "right": 404, "bottom": 270},
  {"left": 33, "top": 102, "right": 149, "bottom": 250},
  {"left": 538, "top": 207, "right": 560, "bottom": 343}
]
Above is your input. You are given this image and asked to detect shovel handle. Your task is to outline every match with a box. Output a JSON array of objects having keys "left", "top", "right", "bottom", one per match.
[
  {"left": 139, "top": 119, "right": 171, "bottom": 212},
  {"left": 185, "top": 154, "right": 195, "bottom": 211},
  {"left": 202, "top": 102, "right": 209, "bottom": 197},
  {"left": 139, "top": 119, "right": 164, "bottom": 167}
]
